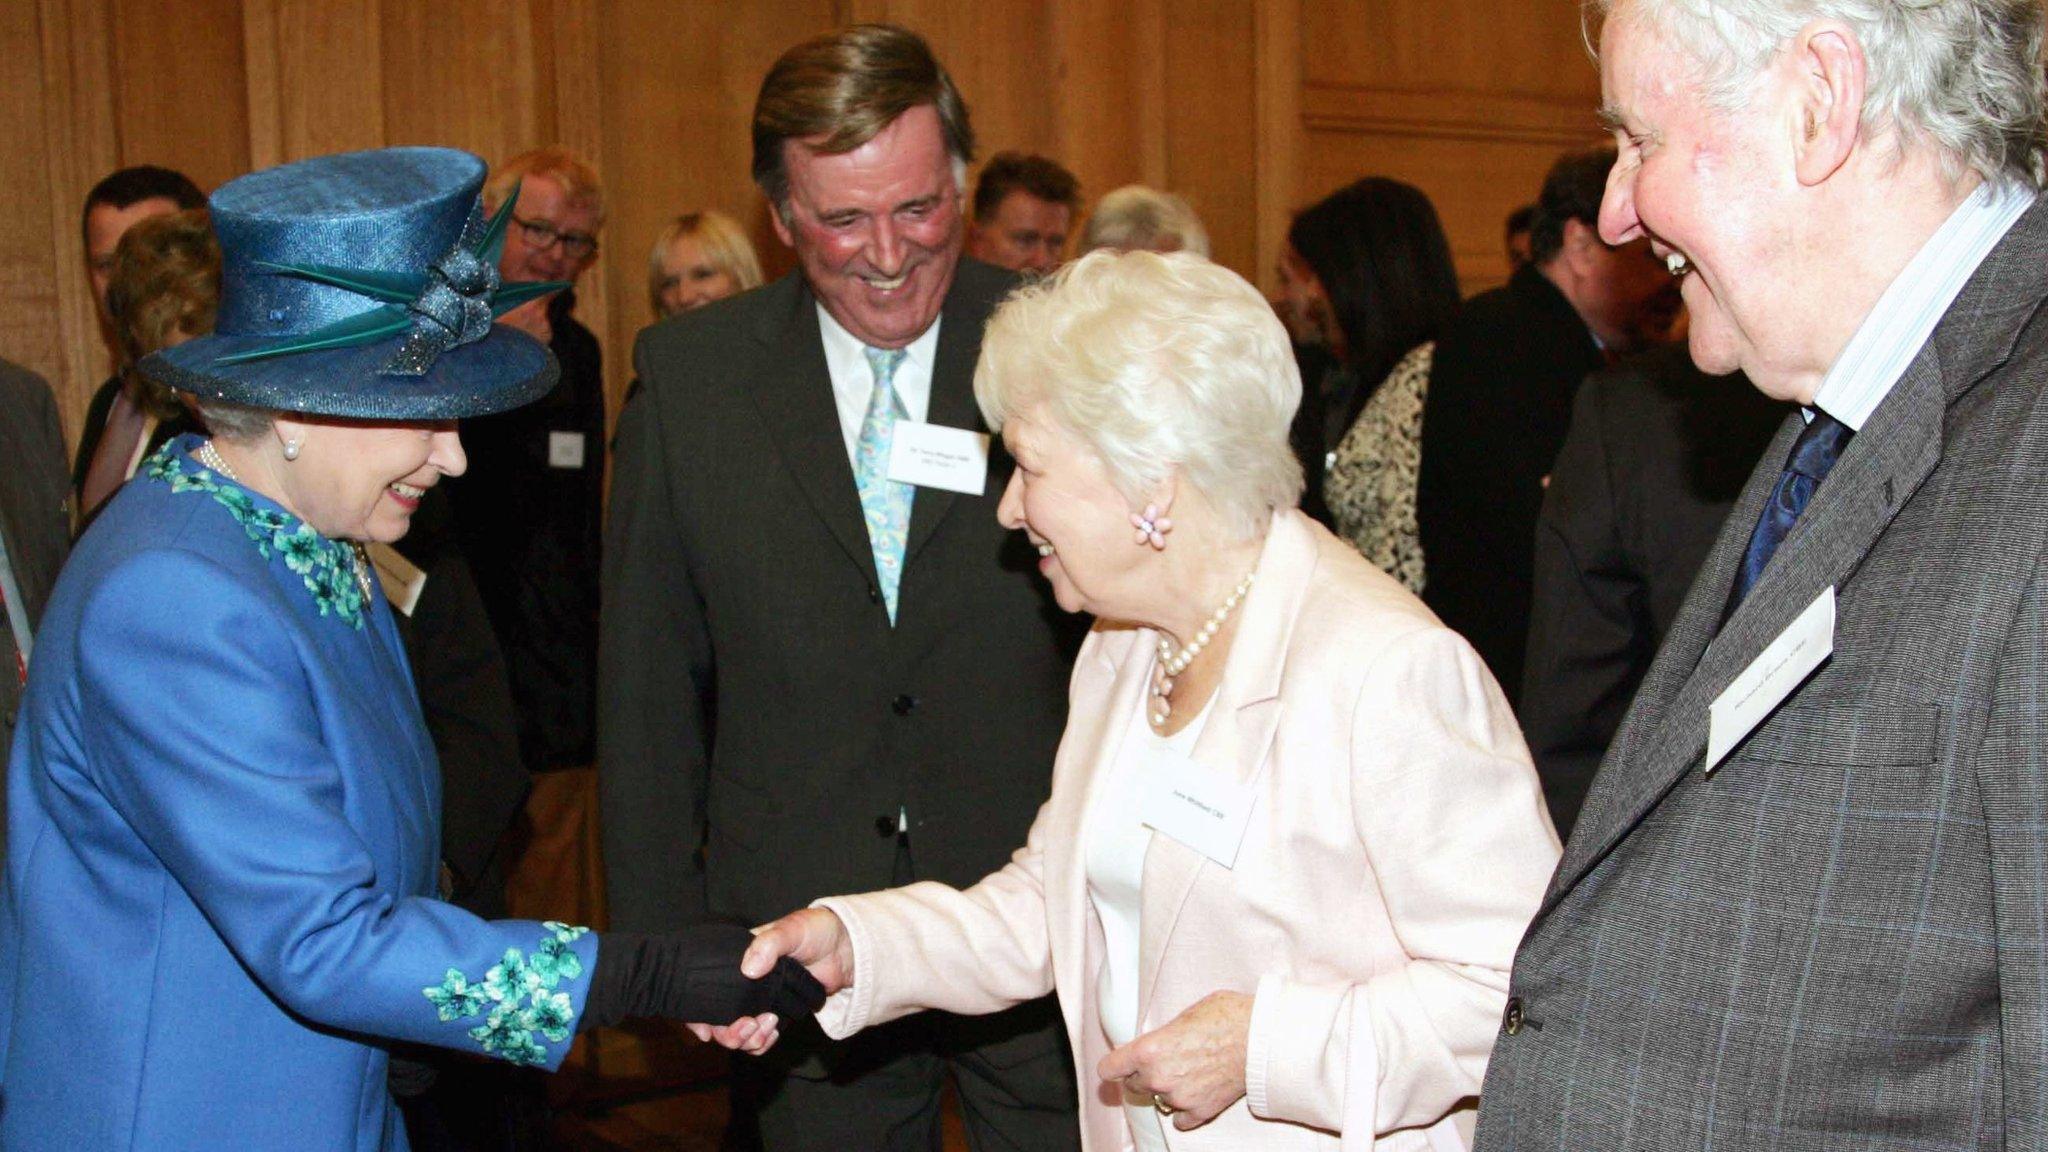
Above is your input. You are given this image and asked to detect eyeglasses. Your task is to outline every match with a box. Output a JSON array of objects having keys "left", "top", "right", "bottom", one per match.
[{"left": 513, "top": 215, "right": 599, "bottom": 261}]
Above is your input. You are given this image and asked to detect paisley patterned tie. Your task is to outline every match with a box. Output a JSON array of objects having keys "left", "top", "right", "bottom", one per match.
[{"left": 856, "top": 346, "right": 914, "bottom": 624}]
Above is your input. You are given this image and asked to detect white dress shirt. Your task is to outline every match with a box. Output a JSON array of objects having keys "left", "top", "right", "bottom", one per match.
[
  {"left": 1811, "top": 180, "right": 2034, "bottom": 429},
  {"left": 816, "top": 303, "right": 942, "bottom": 466}
]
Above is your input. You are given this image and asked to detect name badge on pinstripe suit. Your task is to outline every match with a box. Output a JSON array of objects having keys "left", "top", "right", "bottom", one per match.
[{"left": 1707, "top": 586, "right": 1836, "bottom": 773}]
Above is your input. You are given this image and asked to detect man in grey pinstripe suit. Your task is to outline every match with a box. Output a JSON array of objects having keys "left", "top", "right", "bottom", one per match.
[{"left": 1475, "top": 1, "right": 2048, "bottom": 1148}]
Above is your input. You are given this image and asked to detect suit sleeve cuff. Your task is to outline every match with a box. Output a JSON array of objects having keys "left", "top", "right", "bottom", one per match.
[{"left": 1245, "top": 971, "right": 1378, "bottom": 1136}]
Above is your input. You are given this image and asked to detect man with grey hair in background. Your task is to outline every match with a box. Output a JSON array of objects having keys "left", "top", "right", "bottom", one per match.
[
  {"left": 1476, "top": 1, "right": 2048, "bottom": 1148},
  {"left": 602, "top": 22, "right": 1081, "bottom": 1151}
]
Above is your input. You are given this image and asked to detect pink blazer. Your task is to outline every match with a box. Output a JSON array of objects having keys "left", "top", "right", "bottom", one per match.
[{"left": 817, "top": 510, "right": 1560, "bottom": 1151}]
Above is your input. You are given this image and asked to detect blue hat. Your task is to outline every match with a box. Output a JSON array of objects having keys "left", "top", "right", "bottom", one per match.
[{"left": 142, "top": 146, "right": 562, "bottom": 420}]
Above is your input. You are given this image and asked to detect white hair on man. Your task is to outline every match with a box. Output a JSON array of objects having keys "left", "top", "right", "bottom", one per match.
[
  {"left": 975, "top": 250, "right": 1302, "bottom": 542},
  {"left": 1078, "top": 185, "right": 1213, "bottom": 258},
  {"left": 1590, "top": 0, "right": 2048, "bottom": 187}
]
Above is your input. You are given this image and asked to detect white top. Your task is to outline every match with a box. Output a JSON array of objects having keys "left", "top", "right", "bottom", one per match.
[
  {"left": 1086, "top": 672, "right": 1214, "bottom": 1152},
  {"left": 815, "top": 302, "right": 941, "bottom": 466},
  {"left": 1810, "top": 181, "right": 2034, "bottom": 430}
]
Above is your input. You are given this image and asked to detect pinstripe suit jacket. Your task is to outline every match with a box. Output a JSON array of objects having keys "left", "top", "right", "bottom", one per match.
[{"left": 1474, "top": 194, "right": 2048, "bottom": 1150}]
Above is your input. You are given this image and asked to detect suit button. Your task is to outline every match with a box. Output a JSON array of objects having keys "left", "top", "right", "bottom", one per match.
[
  {"left": 867, "top": 586, "right": 881, "bottom": 604},
  {"left": 1502, "top": 997, "right": 1525, "bottom": 1036},
  {"left": 874, "top": 815, "right": 897, "bottom": 838},
  {"left": 892, "top": 694, "right": 917, "bottom": 716}
]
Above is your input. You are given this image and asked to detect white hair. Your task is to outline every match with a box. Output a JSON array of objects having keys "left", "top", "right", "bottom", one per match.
[
  {"left": 1078, "top": 185, "right": 1212, "bottom": 259},
  {"left": 1591, "top": 0, "right": 2048, "bottom": 188},
  {"left": 975, "top": 250, "right": 1302, "bottom": 541}
]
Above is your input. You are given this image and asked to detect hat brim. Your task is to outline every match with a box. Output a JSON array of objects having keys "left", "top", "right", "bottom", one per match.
[{"left": 140, "top": 324, "right": 559, "bottom": 421}]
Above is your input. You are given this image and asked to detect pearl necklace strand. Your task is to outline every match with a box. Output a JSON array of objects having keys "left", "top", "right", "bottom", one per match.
[
  {"left": 197, "top": 438, "right": 375, "bottom": 606},
  {"left": 1149, "top": 570, "right": 1255, "bottom": 729}
]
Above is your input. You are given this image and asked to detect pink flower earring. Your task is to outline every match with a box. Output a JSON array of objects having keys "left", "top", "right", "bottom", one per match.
[{"left": 1130, "top": 504, "right": 1173, "bottom": 550}]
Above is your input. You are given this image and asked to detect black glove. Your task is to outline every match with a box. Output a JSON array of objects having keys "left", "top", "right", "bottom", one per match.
[{"left": 579, "top": 923, "right": 828, "bottom": 1032}]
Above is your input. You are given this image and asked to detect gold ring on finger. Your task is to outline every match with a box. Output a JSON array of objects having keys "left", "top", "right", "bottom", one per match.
[{"left": 1153, "top": 1093, "right": 1176, "bottom": 1116}]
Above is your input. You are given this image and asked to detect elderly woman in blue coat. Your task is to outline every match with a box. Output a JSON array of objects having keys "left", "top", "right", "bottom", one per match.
[{"left": 0, "top": 148, "right": 819, "bottom": 1152}]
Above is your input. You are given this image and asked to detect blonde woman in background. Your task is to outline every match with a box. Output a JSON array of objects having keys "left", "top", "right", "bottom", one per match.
[{"left": 648, "top": 209, "right": 764, "bottom": 317}]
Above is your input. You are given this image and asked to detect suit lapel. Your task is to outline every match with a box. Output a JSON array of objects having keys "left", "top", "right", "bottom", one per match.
[
  {"left": 902, "top": 294, "right": 988, "bottom": 567},
  {"left": 743, "top": 280, "right": 879, "bottom": 581},
  {"left": 1546, "top": 192, "right": 2048, "bottom": 908},
  {"left": 1135, "top": 512, "right": 1312, "bottom": 1020}
]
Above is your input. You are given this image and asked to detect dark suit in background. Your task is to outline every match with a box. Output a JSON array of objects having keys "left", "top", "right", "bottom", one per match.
[
  {"left": 1517, "top": 344, "right": 1784, "bottom": 836},
  {"left": 1416, "top": 264, "right": 1603, "bottom": 704},
  {"left": 450, "top": 288, "right": 604, "bottom": 777},
  {"left": 0, "top": 359, "right": 71, "bottom": 862},
  {"left": 602, "top": 260, "right": 1083, "bottom": 1147}
]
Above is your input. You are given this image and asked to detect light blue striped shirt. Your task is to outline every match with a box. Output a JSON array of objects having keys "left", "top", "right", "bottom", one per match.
[{"left": 1811, "top": 181, "right": 2035, "bottom": 430}]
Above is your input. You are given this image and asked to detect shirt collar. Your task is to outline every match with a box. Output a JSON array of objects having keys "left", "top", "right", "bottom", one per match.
[
  {"left": 1811, "top": 180, "right": 2034, "bottom": 430},
  {"left": 814, "top": 302, "right": 942, "bottom": 384}
]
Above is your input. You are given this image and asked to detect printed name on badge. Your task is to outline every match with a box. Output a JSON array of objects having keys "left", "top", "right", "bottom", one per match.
[
  {"left": 1706, "top": 585, "right": 1836, "bottom": 772},
  {"left": 1139, "top": 749, "right": 1259, "bottom": 869},
  {"left": 887, "top": 422, "right": 989, "bottom": 495}
]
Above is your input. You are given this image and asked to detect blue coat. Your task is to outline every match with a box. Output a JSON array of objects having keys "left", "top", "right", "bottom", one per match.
[{"left": 0, "top": 437, "right": 597, "bottom": 1152}]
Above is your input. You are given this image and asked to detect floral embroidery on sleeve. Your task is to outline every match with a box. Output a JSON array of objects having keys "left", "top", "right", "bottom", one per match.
[
  {"left": 423, "top": 922, "right": 591, "bottom": 1067},
  {"left": 143, "top": 442, "right": 370, "bottom": 629}
]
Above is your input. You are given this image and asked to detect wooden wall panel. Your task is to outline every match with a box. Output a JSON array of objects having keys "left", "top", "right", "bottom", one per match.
[
  {"left": 270, "top": 0, "right": 384, "bottom": 158},
  {"left": 32, "top": 0, "right": 121, "bottom": 436},
  {"left": 8, "top": 0, "right": 73, "bottom": 422},
  {"left": 1294, "top": 0, "right": 1605, "bottom": 292},
  {"left": 111, "top": 0, "right": 249, "bottom": 192},
  {"left": 1162, "top": 0, "right": 1257, "bottom": 273},
  {"left": 5, "top": 0, "right": 1605, "bottom": 454}
]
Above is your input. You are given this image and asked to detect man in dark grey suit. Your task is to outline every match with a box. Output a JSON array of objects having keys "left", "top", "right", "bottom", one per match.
[
  {"left": 601, "top": 24, "right": 1081, "bottom": 1152},
  {"left": 1477, "top": 1, "right": 2048, "bottom": 1147},
  {"left": 0, "top": 358, "right": 72, "bottom": 861}
]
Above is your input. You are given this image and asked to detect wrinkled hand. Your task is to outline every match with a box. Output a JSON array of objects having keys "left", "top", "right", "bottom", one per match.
[
  {"left": 692, "top": 909, "right": 856, "bottom": 1053},
  {"left": 1096, "top": 990, "right": 1253, "bottom": 1131}
]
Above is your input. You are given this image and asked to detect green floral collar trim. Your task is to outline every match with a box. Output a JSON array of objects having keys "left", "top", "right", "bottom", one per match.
[{"left": 144, "top": 440, "right": 369, "bottom": 630}]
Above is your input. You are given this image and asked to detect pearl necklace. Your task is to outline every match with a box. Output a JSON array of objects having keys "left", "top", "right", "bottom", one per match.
[
  {"left": 197, "top": 438, "right": 240, "bottom": 482},
  {"left": 198, "top": 439, "right": 375, "bottom": 606},
  {"left": 1149, "top": 570, "right": 1255, "bottom": 729}
]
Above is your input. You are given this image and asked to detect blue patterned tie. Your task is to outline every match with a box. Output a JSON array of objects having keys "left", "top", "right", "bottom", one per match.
[
  {"left": 1727, "top": 411, "right": 1852, "bottom": 614},
  {"left": 856, "top": 346, "right": 914, "bottom": 624}
]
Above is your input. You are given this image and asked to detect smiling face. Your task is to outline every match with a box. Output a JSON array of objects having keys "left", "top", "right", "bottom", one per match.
[
  {"left": 1597, "top": 8, "right": 1806, "bottom": 395},
  {"left": 655, "top": 233, "right": 740, "bottom": 316},
  {"left": 770, "top": 104, "right": 964, "bottom": 349},
  {"left": 277, "top": 420, "right": 467, "bottom": 543},
  {"left": 996, "top": 406, "right": 1152, "bottom": 619}
]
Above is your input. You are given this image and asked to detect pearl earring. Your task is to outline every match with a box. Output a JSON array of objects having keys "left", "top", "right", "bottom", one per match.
[{"left": 283, "top": 438, "right": 301, "bottom": 461}]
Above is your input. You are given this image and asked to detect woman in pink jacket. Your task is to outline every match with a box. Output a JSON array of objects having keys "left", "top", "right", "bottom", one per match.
[{"left": 729, "top": 251, "right": 1561, "bottom": 1151}]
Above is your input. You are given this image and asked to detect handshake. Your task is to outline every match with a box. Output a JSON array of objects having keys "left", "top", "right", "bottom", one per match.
[
  {"left": 637, "top": 909, "right": 854, "bottom": 1054},
  {"left": 583, "top": 921, "right": 834, "bottom": 1039}
]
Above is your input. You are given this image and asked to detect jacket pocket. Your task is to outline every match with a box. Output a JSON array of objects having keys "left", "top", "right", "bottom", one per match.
[{"left": 1748, "top": 701, "right": 1940, "bottom": 769}]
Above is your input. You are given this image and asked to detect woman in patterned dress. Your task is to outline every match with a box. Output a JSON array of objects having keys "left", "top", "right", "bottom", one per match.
[{"left": 1281, "top": 178, "right": 1462, "bottom": 594}]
